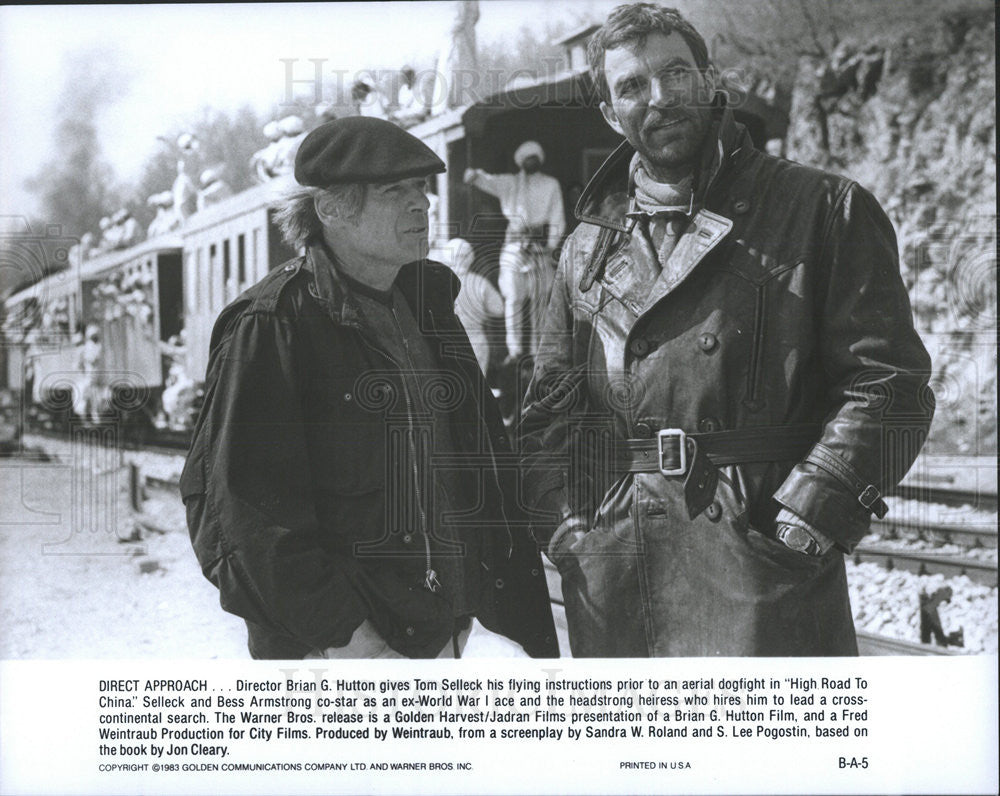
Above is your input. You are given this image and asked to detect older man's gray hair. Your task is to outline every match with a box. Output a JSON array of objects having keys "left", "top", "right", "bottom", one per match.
[{"left": 274, "top": 183, "right": 366, "bottom": 250}]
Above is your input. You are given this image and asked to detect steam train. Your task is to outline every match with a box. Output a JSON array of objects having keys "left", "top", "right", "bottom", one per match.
[{"left": 2, "top": 63, "right": 778, "bottom": 443}]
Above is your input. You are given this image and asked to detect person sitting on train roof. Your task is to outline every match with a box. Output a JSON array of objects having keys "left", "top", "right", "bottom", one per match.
[
  {"left": 111, "top": 208, "right": 141, "bottom": 250},
  {"left": 272, "top": 115, "right": 307, "bottom": 176},
  {"left": 464, "top": 140, "right": 565, "bottom": 364},
  {"left": 195, "top": 166, "right": 234, "bottom": 212},
  {"left": 181, "top": 115, "right": 558, "bottom": 661},
  {"left": 314, "top": 102, "right": 338, "bottom": 125},
  {"left": 251, "top": 120, "right": 284, "bottom": 183},
  {"left": 391, "top": 66, "right": 429, "bottom": 128},
  {"left": 95, "top": 216, "right": 115, "bottom": 253},
  {"left": 352, "top": 79, "right": 389, "bottom": 120},
  {"left": 146, "top": 191, "right": 179, "bottom": 238}
]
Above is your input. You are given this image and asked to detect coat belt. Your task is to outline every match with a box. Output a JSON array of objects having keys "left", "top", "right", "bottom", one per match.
[
  {"left": 612, "top": 424, "right": 823, "bottom": 473},
  {"left": 609, "top": 424, "right": 822, "bottom": 521}
]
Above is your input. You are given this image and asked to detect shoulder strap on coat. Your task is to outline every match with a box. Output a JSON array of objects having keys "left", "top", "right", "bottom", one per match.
[{"left": 578, "top": 226, "right": 617, "bottom": 293}]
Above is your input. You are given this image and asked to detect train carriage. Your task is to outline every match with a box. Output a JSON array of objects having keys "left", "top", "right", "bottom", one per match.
[
  {"left": 181, "top": 176, "right": 298, "bottom": 380},
  {"left": 2, "top": 63, "right": 779, "bottom": 440},
  {"left": 3, "top": 265, "right": 82, "bottom": 404}
]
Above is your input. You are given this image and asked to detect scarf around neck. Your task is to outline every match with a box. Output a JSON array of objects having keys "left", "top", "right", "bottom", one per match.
[{"left": 629, "top": 156, "right": 694, "bottom": 216}]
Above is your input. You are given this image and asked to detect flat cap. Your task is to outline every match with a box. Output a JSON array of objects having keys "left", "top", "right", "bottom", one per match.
[{"left": 295, "top": 117, "right": 445, "bottom": 187}]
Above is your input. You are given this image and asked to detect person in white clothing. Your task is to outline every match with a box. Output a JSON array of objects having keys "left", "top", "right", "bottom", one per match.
[
  {"left": 463, "top": 140, "right": 565, "bottom": 360},
  {"left": 430, "top": 237, "right": 504, "bottom": 375},
  {"left": 392, "top": 66, "right": 428, "bottom": 127}
]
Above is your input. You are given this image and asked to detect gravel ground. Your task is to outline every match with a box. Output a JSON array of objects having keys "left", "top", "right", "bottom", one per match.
[{"left": 0, "top": 455, "right": 248, "bottom": 658}]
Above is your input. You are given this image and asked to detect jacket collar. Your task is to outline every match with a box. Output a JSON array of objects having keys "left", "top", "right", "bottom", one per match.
[
  {"left": 304, "top": 241, "right": 461, "bottom": 330},
  {"left": 575, "top": 104, "right": 751, "bottom": 232}
]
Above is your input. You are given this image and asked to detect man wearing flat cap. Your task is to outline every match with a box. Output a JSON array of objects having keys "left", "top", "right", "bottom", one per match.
[
  {"left": 182, "top": 117, "right": 558, "bottom": 659},
  {"left": 464, "top": 141, "right": 565, "bottom": 363}
]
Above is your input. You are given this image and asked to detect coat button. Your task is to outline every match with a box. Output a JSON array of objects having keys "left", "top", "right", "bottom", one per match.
[
  {"left": 705, "top": 501, "right": 722, "bottom": 521},
  {"left": 634, "top": 421, "right": 654, "bottom": 438},
  {"left": 531, "top": 568, "right": 540, "bottom": 577},
  {"left": 629, "top": 337, "right": 651, "bottom": 357},
  {"left": 402, "top": 534, "right": 413, "bottom": 544},
  {"left": 698, "top": 333, "right": 718, "bottom": 352},
  {"left": 733, "top": 199, "right": 750, "bottom": 214},
  {"left": 495, "top": 578, "right": 505, "bottom": 589},
  {"left": 405, "top": 626, "right": 415, "bottom": 636},
  {"left": 344, "top": 392, "right": 353, "bottom": 402},
  {"left": 698, "top": 417, "right": 722, "bottom": 433}
]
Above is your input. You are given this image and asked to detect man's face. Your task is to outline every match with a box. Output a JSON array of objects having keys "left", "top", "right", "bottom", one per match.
[
  {"left": 338, "top": 177, "right": 430, "bottom": 266},
  {"left": 599, "top": 32, "right": 715, "bottom": 182},
  {"left": 520, "top": 155, "right": 542, "bottom": 174}
]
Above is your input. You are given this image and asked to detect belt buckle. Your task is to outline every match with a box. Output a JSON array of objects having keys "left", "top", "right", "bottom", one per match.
[{"left": 657, "top": 428, "right": 687, "bottom": 476}]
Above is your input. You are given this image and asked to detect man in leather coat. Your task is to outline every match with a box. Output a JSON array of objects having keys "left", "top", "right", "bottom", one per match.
[
  {"left": 519, "top": 3, "right": 933, "bottom": 656},
  {"left": 182, "top": 117, "right": 557, "bottom": 659}
]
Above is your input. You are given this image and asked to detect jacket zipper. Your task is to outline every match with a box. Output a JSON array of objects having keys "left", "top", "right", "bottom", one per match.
[{"left": 357, "top": 317, "right": 439, "bottom": 593}]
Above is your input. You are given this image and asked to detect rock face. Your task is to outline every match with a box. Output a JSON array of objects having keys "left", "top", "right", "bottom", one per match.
[{"left": 785, "top": 9, "right": 996, "bottom": 455}]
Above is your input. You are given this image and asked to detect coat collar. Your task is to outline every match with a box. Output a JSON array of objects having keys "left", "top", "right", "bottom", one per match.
[
  {"left": 574, "top": 104, "right": 752, "bottom": 232},
  {"left": 304, "top": 241, "right": 461, "bottom": 331}
]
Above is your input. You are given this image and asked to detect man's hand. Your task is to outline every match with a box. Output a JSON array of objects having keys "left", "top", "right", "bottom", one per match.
[{"left": 463, "top": 168, "right": 479, "bottom": 185}]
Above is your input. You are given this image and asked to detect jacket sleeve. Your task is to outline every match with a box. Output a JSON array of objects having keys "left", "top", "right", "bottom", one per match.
[
  {"left": 187, "top": 306, "right": 370, "bottom": 652},
  {"left": 469, "top": 171, "right": 512, "bottom": 202},
  {"left": 546, "top": 179, "right": 566, "bottom": 249},
  {"left": 517, "top": 241, "right": 594, "bottom": 557},
  {"left": 773, "top": 182, "right": 934, "bottom": 550}
]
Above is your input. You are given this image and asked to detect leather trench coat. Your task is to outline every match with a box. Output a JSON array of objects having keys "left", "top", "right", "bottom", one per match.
[
  {"left": 181, "top": 246, "right": 558, "bottom": 659},
  {"left": 519, "top": 109, "right": 934, "bottom": 657}
]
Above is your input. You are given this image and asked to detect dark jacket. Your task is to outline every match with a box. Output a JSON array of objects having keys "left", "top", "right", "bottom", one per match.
[
  {"left": 181, "top": 245, "right": 558, "bottom": 659},
  {"left": 519, "top": 108, "right": 933, "bottom": 657}
]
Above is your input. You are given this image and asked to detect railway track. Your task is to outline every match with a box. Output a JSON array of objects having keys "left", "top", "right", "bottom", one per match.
[
  {"left": 871, "top": 515, "right": 997, "bottom": 549},
  {"left": 849, "top": 544, "right": 997, "bottom": 587},
  {"left": 855, "top": 631, "right": 959, "bottom": 656},
  {"left": 893, "top": 483, "right": 998, "bottom": 513}
]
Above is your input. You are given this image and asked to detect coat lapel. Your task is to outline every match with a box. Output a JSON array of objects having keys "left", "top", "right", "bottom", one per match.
[{"left": 636, "top": 209, "right": 732, "bottom": 319}]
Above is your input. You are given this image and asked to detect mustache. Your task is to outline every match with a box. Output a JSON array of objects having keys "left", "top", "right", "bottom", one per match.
[{"left": 641, "top": 110, "right": 695, "bottom": 134}]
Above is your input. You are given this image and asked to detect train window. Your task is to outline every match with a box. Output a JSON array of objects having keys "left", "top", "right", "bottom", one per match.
[
  {"left": 252, "top": 229, "right": 259, "bottom": 282},
  {"left": 223, "top": 239, "right": 231, "bottom": 285},
  {"left": 237, "top": 234, "right": 246, "bottom": 286},
  {"left": 209, "top": 244, "right": 216, "bottom": 310},
  {"left": 196, "top": 248, "right": 203, "bottom": 312}
]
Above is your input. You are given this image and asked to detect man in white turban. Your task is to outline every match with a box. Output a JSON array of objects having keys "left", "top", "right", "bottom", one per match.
[{"left": 463, "top": 140, "right": 565, "bottom": 361}]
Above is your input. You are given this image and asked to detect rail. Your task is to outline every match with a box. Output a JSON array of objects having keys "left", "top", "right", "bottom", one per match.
[{"left": 849, "top": 545, "right": 997, "bottom": 587}]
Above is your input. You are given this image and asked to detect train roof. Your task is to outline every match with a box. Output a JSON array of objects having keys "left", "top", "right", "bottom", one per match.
[
  {"left": 4, "top": 267, "right": 80, "bottom": 306},
  {"left": 408, "top": 65, "right": 787, "bottom": 144},
  {"left": 409, "top": 67, "right": 597, "bottom": 142},
  {"left": 183, "top": 175, "right": 296, "bottom": 235},
  {"left": 79, "top": 234, "right": 183, "bottom": 281}
]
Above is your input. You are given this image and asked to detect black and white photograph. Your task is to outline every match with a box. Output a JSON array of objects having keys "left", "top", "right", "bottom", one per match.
[{"left": 0, "top": 1, "right": 996, "bottom": 793}]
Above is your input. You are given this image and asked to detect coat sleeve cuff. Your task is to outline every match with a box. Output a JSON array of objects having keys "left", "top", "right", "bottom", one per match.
[{"left": 773, "top": 463, "right": 872, "bottom": 551}]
